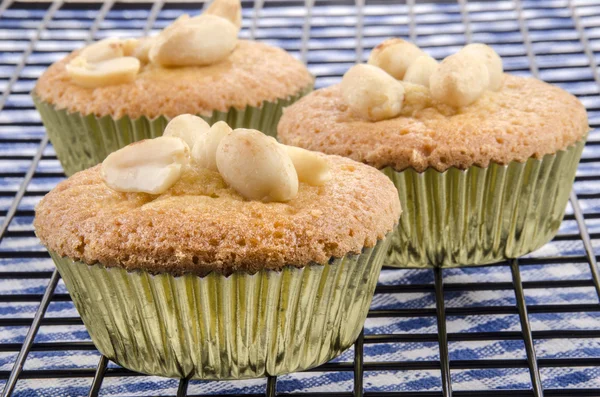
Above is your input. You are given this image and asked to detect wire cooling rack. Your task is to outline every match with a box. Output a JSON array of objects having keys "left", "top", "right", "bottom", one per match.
[{"left": 0, "top": 0, "right": 600, "bottom": 396}]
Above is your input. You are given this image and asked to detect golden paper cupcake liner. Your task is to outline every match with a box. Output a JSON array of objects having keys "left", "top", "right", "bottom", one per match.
[
  {"left": 382, "top": 138, "right": 586, "bottom": 268},
  {"left": 32, "top": 85, "right": 312, "bottom": 176},
  {"left": 49, "top": 234, "right": 390, "bottom": 380}
]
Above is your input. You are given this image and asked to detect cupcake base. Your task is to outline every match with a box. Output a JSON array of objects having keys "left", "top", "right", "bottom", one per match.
[
  {"left": 33, "top": 85, "right": 312, "bottom": 176},
  {"left": 50, "top": 235, "right": 389, "bottom": 380},
  {"left": 382, "top": 138, "right": 586, "bottom": 268}
]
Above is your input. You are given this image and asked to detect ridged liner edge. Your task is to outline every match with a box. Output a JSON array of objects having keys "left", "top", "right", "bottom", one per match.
[
  {"left": 49, "top": 234, "right": 390, "bottom": 380},
  {"left": 382, "top": 138, "right": 586, "bottom": 268}
]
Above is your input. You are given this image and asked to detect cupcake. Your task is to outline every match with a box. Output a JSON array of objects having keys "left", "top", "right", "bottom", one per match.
[
  {"left": 278, "top": 39, "right": 589, "bottom": 268},
  {"left": 33, "top": 0, "right": 313, "bottom": 176},
  {"left": 33, "top": 116, "right": 400, "bottom": 379}
]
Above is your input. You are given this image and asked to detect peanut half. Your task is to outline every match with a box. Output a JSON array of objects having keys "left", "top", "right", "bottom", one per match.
[
  {"left": 216, "top": 129, "right": 298, "bottom": 202},
  {"left": 69, "top": 38, "right": 147, "bottom": 87},
  {"left": 283, "top": 145, "right": 331, "bottom": 186},
  {"left": 79, "top": 38, "right": 125, "bottom": 63},
  {"left": 429, "top": 52, "right": 490, "bottom": 107},
  {"left": 368, "top": 38, "right": 426, "bottom": 80},
  {"left": 192, "top": 121, "right": 233, "bottom": 171},
  {"left": 459, "top": 43, "right": 504, "bottom": 91},
  {"left": 66, "top": 56, "right": 140, "bottom": 88},
  {"left": 149, "top": 15, "right": 237, "bottom": 67},
  {"left": 341, "top": 64, "right": 405, "bottom": 121},
  {"left": 163, "top": 114, "right": 210, "bottom": 148},
  {"left": 101, "top": 136, "right": 190, "bottom": 195},
  {"left": 203, "top": 0, "right": 242, "bottom": 31},
  {"left": 399, "top": 81, "right": 433, "bottom": 116},
  {"left": 128, "top": 37, "right": 154, "bottom": 63},
  {"left": 403, "top": 55, "right": 438, "bottom": 87}
]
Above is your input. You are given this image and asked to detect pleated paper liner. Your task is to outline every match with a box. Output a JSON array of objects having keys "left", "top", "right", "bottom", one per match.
[
  {"left": 32, "top": 85, "right": 312, "bottom": 177},
  {"left": 382, "top": 138, "right": 586, "bottom": 268},
  {"left": 50, "top": 234, "right": 390, "bottom": 380}
]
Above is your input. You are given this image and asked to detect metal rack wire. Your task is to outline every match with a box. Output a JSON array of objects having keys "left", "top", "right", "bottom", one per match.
[{"left": 0, "top": 0, "right": 599, "bottom": 396}]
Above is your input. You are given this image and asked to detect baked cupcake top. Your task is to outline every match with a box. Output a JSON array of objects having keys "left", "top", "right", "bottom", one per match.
[
  {"left": 278, "top": 40, "right": 589, "bottom": 172},
  {"left": 34, "top": 0, "right": 313, "bottom": 120},
  {"left": 34, "top": 118, "right": 400, "bottom": 276}
]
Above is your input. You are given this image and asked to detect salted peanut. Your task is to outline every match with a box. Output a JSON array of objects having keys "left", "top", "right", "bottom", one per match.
[
  {"left": 129, "top": 37, "right": 155, "bottom": 63},
  {"left": 403, "top": 55, "right": 438, "bottom": 87},
  {"left": 149, "top": 15, "right": 238, "bottom": 67},
  {"left": 429, "top": 52, "right": 490, "bottom": 107},
  {"left": 79, "top": 38, "right": 125, "bottom": 63},
  {"left": 121, "top": 37, "right": 154, "bottom": 63},
  {"left": 122, "top": 38, "right": 139, "bottom": 56},
  {"left": 101, "top": 136, "right": 190, "bottom": 194},
  {"left": 66, "top": 56, "right": 140, "bottom": 88},
  {"left": 341, "top": 64, "right": 405, "bottom": 122},
  {"left": 192, "top": 121, "right": 232, "bottom": 171},
  {"left": 283, "top": 145, "right": 331, "bottom": 186},
  {"left": 146, "top": 14, "right": 190, "bottom": 62},
  {"left": 203, "top": 0, "right": 242, "bottom": 31},
  {"left": 216, "top": 129, "right": 298, "bottom": 202},
  {"left": 163, "top": 114, "right": 210, "bottom": 148},
  {"left": 122, "top": 15, "right": 188, "bottom": 64},
  {"left": 367, "top": 38, "right": 426, "bottom": 80},
  {"left": 163, "top": 14, "right": 191, "bottom": 35},
  {"left": 399, "top": 81, "right": 433, "bottom": 116},
  {"left": 460, "top": 43, "right": 504, "bottom": 91}
]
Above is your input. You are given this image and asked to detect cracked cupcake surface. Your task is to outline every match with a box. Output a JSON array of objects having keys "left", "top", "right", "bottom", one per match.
[
  {"left": 34, "top": 156, "right": 400, "bottom": 276},
  {"left": 35, "top": 41, "right": 313, "bottom": 120},
  {"left": 278, "top": 74, "right": 588, "bottom": 173}
]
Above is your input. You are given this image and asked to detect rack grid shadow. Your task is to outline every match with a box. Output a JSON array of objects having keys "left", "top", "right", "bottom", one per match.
[{"left": 0, "top": 0, "right": 600, "bottom": 396}]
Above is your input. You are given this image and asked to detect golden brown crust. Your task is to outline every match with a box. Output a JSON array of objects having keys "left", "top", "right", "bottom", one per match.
[
  {"left": 277, "top": 75, "right": 589, "bottom": 172},
  {"left": 34, "top": 156, "right": 400, "bottom": 276},
  {"left": 34, "top": 40, "right": 314, "bottom": 120}
]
